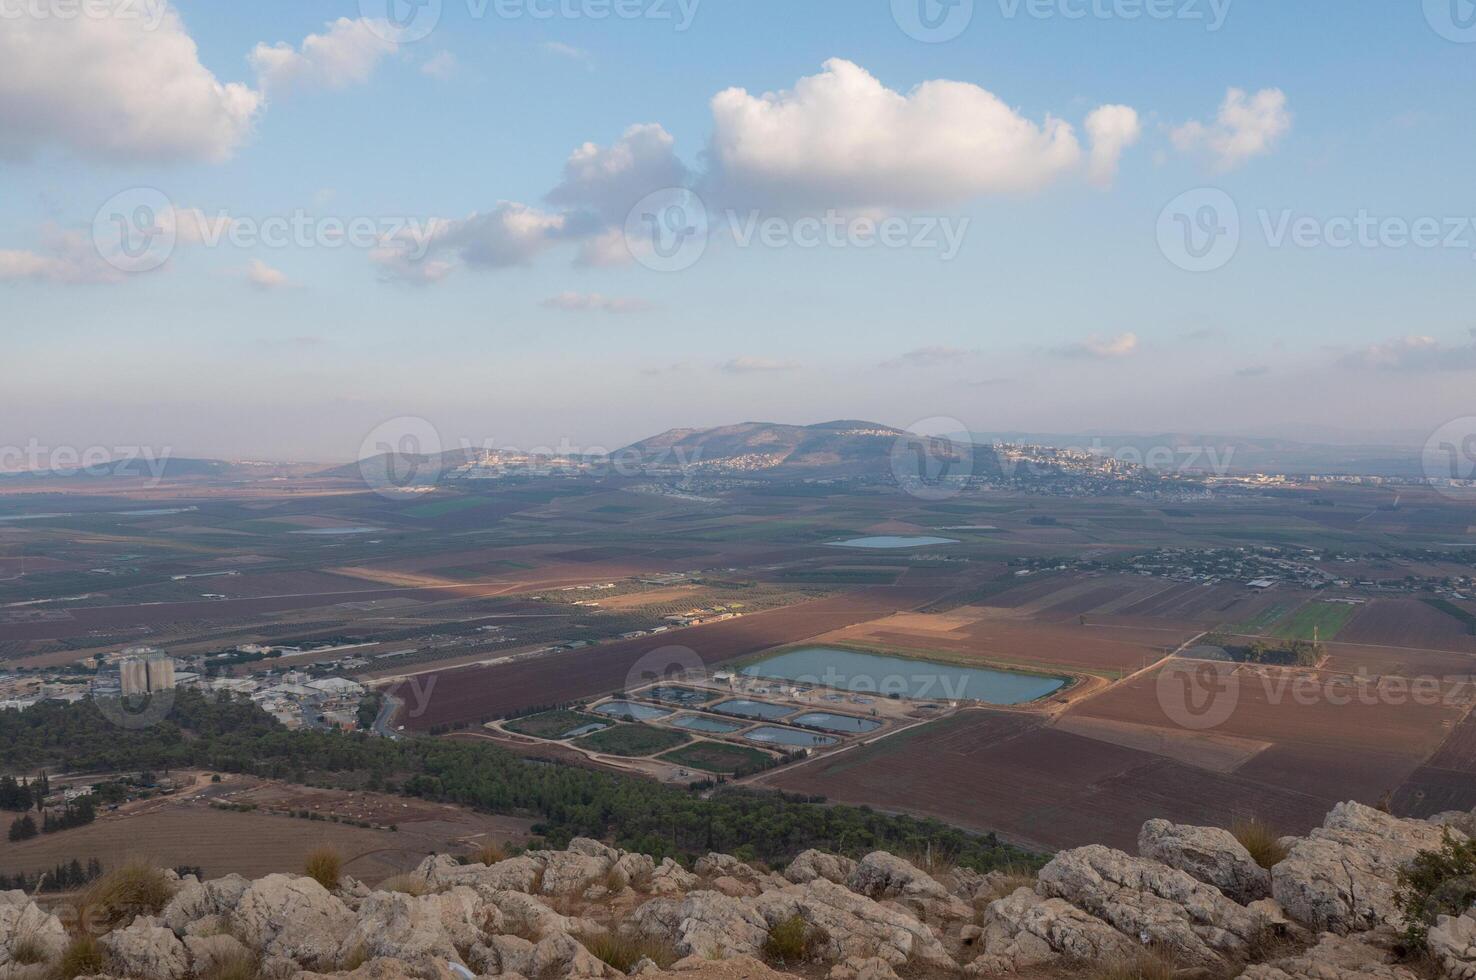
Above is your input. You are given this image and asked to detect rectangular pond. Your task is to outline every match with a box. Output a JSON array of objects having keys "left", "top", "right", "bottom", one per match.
[
  {"left": 789, "top": 711, "right": 882, "bottom": 734},
  {"left": 742, "top": 726, "right": 838, "bottom": 747},
  {"left": 642, "top": 685, "right": 717, "bottom": 707},
  {"left": 668, "top": 714, "right": 745, "bottom": 734},
  {"left": 741, "top": 646, "right": 1065, "bottom": 704},
  {"left": 710, "top": 698, "right": 795, "bottom": 721},
  {"left": 592, "top": 700, "right": 673, "bottom": 721}
]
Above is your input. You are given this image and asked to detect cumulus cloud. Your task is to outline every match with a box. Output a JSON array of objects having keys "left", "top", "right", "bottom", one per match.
[
  {"left": 1084, "top": 105, "right": 1142, "bottom": 188},
  {"left": 245, "top": 259, "right": 290, "bottom": 290},
  {"left": 374, "top": 203, "right": 574, "bottom": 283},
  {"left": 1172, "top": 88, "right": 1291, "bottom": 171},
  {"left": 541, "top": 41, "right": 589, "bottom": 61},
  {"left": 547, "top": 124, "right": 689, "bottom": 225},
  {"left": 1340, "top": 333, "right": 1476, "bottom": 372},
  {"left": 420, "top": 51, "right": 458, "bottom": 80},
  {"left": 705, "top": 59, "right": 1090, "bottom": 209},
  {"left": 882, "top": 346, "right": 976, "bottom": 368},
  {"left": 542, "top": 291, "right": 655, "bottom": 314},
  {"left": 1055, "top": 332, "right": 1140, "bottom": 359},
  {"left": 250, "top": 18, "right": 397, "bottom": 95},
  {"left": 0, "top": 6, "right": 260, "bottom": 163},
  {"left": 721, "top": 357, "right": 801, "bottom": 374}
]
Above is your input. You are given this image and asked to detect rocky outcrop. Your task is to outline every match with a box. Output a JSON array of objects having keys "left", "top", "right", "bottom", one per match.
[
  {"left": 753, "top": 879, "right": 956, "bottom": 969},
  {"left": 1139, "top": 818, "right": 1272, "bottom": 904},
  {"left": 161, "top": 874, "right": 250, "bottom": 934},
  {"left": 1237, "top": 932, "right": 1420, "bottom": 980},
  {"left": 0, "top": 893, "right": 68, "bottom": 967},
  {"left": 968, "top": 886, "right": 1137, "bottom": 974},
  {"left": 630, "top": 891, "right": 770, "bottom": 959},
  {"left": 231, "top": 873, "right": 356, "bottom": 968},
  {"left": 1271, "top": 802, "right": 1459, "bottom": 934},
  {"left": 99, "top": 916, "right": 189, "bottom": 980},
  {"left": 1430, "top": 908, "right": 1476, "bottom": 980},
  {"left": 785, "top": 851, "right": 857, "bottom": 887},
  {"left": 1037, "top": 844, "right": 1258, "bottom": 968}
]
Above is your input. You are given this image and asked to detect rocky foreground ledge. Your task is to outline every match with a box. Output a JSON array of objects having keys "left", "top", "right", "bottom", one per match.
[{"left": 3, "top": 801, "right": 1476, "bottom": 980}]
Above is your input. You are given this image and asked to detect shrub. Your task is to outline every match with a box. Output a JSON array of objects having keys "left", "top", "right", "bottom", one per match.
[
  {"left": 9, "top": 935, "right": 49, "bottom": 965},
  {"left": 761, "top": 915, "right": 827, "bottom": 964},
  {"left": 1397, "top": 831, "right": 1476, "bottom": 951},
  {"left": 1231, "top": 819, "right": 1287, "bottom": 870},
  {"left": 81, "top": 861, "right": 174, "bottom": 926},
  {"left": 52, "top": 936, "right": 104, "bottom": 980},
  {"left": 303, "top": 847, "right": 342, "bottom": 891},
  {"left": 577, "top": 932, "right": 678, "bottom": 973},
  {"left": 472, "top": 843, "right": 506, "bottom": 866}
]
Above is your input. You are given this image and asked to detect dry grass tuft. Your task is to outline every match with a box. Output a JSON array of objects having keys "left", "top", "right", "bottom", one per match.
[
  {"left": 1088, "top": 946, "right": 1179, "bottom": 980},
  {"left": 198, "top": 949, "right": 262, "bottom": 980},
  {"left": 51, "top": 935, "right": 105, "bottom": 980},
  {"left": 10, "top": 935, "right": 49, "bottom": 966},
  {"left": 81, "top": 860, "right": 175, "bottom": 927},
  {"left": 472, "top": 842, "right": 507, "bottom": 866},
  {"left": 761, "top": 915, "right": 828, "bottom": 965},
  {"left": 303, "top": 847, "right": 343, "bottom": 891},
  {"left": 379, "top": 873, "right": 432, "bottom": 896},
  {"left": 1231, "top": 819, "right": 1288, "bottom": 870},
  {"left": 577, "top": 931, "right": 679, "bottom": 973}
]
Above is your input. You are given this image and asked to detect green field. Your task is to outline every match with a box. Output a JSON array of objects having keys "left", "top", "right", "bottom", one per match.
[
  {"left": 503, "top": 710, "right": 604, "bottom": 740},
  {"left": 574, "top": 724, "right": 690, "bottom": 757},
  {"left": 1272, "top": 601, "right": 1359, "bottom": 641},
  {"left": 1224, "top": 603, "right": 1291, "bottom": 635},
  {"left": 659, "top": 741, "right": 774, "bottom": 774}
]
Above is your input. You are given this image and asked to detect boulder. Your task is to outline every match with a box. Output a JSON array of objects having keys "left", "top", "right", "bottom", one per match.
[
  {"left": 231, "top": 874, "right": 356, "bottom": 968},
  {"left": 1037, "top": 844, "right": 1257, "bottom": 968},
  {"left": 528, "top": 932, "right": 620, "bottom": 980},
  {"left": 630, "top": 893, "right": 769, "bottom": 960},
  {"left": 99, "top": 917, "right": 189, "bottom": 980},
  {"left": 665, "top": 953, "right": 794, "bottom": 980},
  {"left": 826, "top": 955, "right": 900, "bottom": 980},
  {"left": 183, "top": 933, "right": 253, "bottom": 976},
  {"left": 968, "top": 886, "right": 1137, "bottom": 975},
  {"left": 568, "top": 839, "right": 620, "bottom": 861},
  {"left": 1139, "top": 819, "right": 1272, "bottom": 905},
  {"left": 292, "top": 957, "right": 430, "bottom": 979},
  {"left": 648, "top": 860, "right": 699, "bottom": 896},
  {"left": 161, "top": 874, "right": 251, "bottom": 934},
  {"left": 413, "top": 854, "right": 544, "bottom": 896},
  {"left": 1237, "top": 932, "right": 1419, "bottom": 980},
  {"left": 752, "top": 879, "right": 955, "bottom": 969},
  {"left": 469, "top": 933, "right": 535, "bottom": 976},
  {"left": 337, "top": 888, "right": 489, "bottom": 973},
  {"left": 1430, "top": 908, "right": 1476, "bottom": 980},
  {"left": 0, "top": 895, "right": 68, "bottom": 966},
  {"left": 846, "top": 852, "right": 972, "bottom": 921},
  {"left": 485, "top": 891, "right": 601, "bottom": 941},
  {"left": 785, "top": 851, "right": 857, "bottom": 887},
  {"left": 1271, "top": 802, "right": 1457, "bottom": 934}
]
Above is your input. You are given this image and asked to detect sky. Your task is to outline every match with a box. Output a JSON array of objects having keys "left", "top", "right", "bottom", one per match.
[{"left": 3, "top": 0, "right": 1475, "bottom": 462}]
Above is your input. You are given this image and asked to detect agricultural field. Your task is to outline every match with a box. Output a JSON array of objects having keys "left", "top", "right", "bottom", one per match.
[
  {"left": 1270, "top": 601, "right": 1360, "bottom": 641},
  {"left": 660, "top": 741, "right": 774, "bottom": 774},
  {"left": 502, "top": 709, "right": 605, "bottom": 740}
]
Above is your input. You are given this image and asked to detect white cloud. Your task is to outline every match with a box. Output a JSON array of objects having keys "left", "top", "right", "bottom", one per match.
[
  {"left": 245, "top": 259, "right": 290, "bottom": 290},
  {"left": 0, "top": 227, "right": 123, "bottom": 285},
  {"left": 547, "top": 124, "right": 688, "bottom": 225},
  {"left": 1172, "top": 88, "right": 1291, "bottom": 171},
  {"left": 1056, "top": 332, "right": 1140, "bottom": 359},
  {"left": 705, "top": 58, "right": 1092, "bottom": 209},
  {"left": 1341, "top": 333, "right": 1476, "bottom": 372},
  {"left": 374, "top": 203, "right": 571, "bottom": 283},
  {"left": 882, "top": 346, "right": 975, "bottom": 368},
  {"left": 0, "top": 6, "right": 260, "bottom": 163},
  {"left": 574, "top": 228, "right": 635, "bottom": 268},
  {"left": 541, "top": 42, "right": 589, "bottom": 61},
  {"left": 250, "top": 18, "right": 397, "bottom": 95},
  {"left": 1084, "top": 105, "right": 1142, "bottom": 188},
  {"left": 420, "top": 51, "right": 458, "bottom": 80},
  {"left": 721, "top": 357, "right": 801, "bottom": 374},
  {"left": 542, "top": 292, "right": 655, "bottom": 314}
]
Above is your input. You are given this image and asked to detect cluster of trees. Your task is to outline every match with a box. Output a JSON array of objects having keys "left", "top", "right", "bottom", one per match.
[
  {"left": 0, "top": 858, "right": 103, "bottom": 893},
  {"left": 0, "top": 772, "right": 48, "bottom": 811},
  {"left": 1, "top": 690, "right": 1041, "bottom": 872},
  {"left": 8, "top": 796, "right": 96, "bottom": 840},
  {"left": 1202, "top": 633, "right": 1323, "bottom": 667}
]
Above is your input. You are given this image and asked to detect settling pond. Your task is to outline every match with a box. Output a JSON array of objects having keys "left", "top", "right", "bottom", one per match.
[
  {"left": 740, "top": 646, "right": 1065, "bottom": 704},
  {"left": 830, "top": 535, "right": 959, "bottom": 549}
]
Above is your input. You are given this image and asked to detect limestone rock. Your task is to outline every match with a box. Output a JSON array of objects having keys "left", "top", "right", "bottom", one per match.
[
  {"left": 1271, "top": 802, "right": 1457, "bottom": 934},
  {"left": 486, "top": 891, "right": 601, "bottom": 941},
  {"left": 231, "top": 874, "right": 356, "bottom": 968},
  {"left": 529, "top": 931, "right": 620, "bottom": 980},
  {"left": 1037, "top": 844, "right": 1257, "bottom": 968},
  {"left": 826, "top": 955, "right": 900, "bottom": 980},
  {"left": 414, "top": 854, "right": 544, "bottom": 896},
  {"left": 968, "top": 886, "right": 1136, "bottom": 975},
  {"left": 529, "top": 850, "right": 614, "bottom": 896},
  {"left": 337, "top": 888, "right": 490, "bottom": 972},
  {"left": 1139, "top": 818, "right": 1272, "bottom": 905},
  {"left": 0, "top": 895, "right": 68, "bottom": 966},
  {"left": 1430, "top": 908, "right": 1476, "bottom": 980},
  {"left": 1237, "top": 932, "right": 1419, "bottom": 980},
  {"left": 752, "top": 879, "right": 955, "bottom": 969},
  {"left": 161, "top": 874, "right": 251, "bottom": 934},
  {"left": 648, "top": 860, "right": 699, "bottom": 896},
  {"left": 785, "top": 851, "right": 857, "bottom": 887},
  {"left": 630, "top": 892, "right": 769, "bottom": 960},
  {"left": 846, "top": 852, "right": 972, "bottom": 921},
  {"left": 99, "top": 917, "right": 189, "bottom": 980},
  {"left": 184, "top": 933, "right": 253, "bottom": 976}
]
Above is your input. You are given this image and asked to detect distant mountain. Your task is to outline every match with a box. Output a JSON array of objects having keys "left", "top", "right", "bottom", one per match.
[{"left": 0, "top": 457, "right": 308, "bottom": 482}]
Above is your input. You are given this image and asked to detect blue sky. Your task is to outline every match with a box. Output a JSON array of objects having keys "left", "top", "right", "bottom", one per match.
[{"left": 3, "top": 0, "right": 1474, "bottom": 460}]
